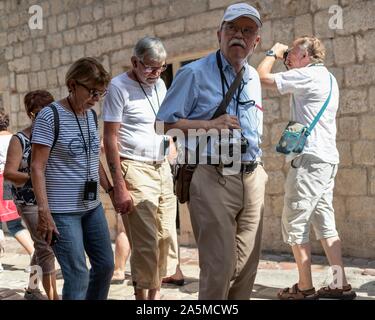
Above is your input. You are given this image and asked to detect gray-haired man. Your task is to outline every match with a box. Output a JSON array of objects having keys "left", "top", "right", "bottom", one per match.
[{"left": 103, "top": 36, "right": 176, "bottom": 300}]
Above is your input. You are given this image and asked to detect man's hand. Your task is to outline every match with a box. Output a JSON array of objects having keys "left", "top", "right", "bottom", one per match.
[
  {"left": 114, "top": 188, "right": 134, "bottom": 215},
  {"left": 271, "top": 43, "right": 289, "bottom": 59},
  {"left": 37, "top": 208, "right": 59, "bottom": 246},
  {"left": 210, "top": 114, "right": 241, "bottom": 131}
]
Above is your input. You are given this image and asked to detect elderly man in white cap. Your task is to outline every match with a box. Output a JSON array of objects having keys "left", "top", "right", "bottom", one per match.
[{"left": 156, "top": 3, "right": 267, "bottom": 300}]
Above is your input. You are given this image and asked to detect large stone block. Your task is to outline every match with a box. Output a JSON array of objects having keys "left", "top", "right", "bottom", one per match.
[
  {"left": 336, "top": 1, "right": 375, "bottom": 36},
  {"left": 37, "top": 71, "right": 47, "bottom": 89},
  {"left": 13, "top": 43, "right": 22, "bottom": 58},
  {"left": 93, "top": 3, "right": 104, "bottom": 21},
  {"left": 185, "top": 9, "right": 223, "bottom": 33},
  {"left": 34, "top": 38, "right": 45, "bottom": 53},
  {"left": 122, "top": 26, "right": 155, "bottom": 48},
  {"left": 272, "top": 18, "right": 294, "bottom": 45},
  {"left": 80, "top": 6, "right": 93, "bottom": 24},
  {"left": 48, "top": 15, "right": 57, "bottom": 34},
  {"left": 113, "top": 15, "right": 135, "bottom": 33},
  {"left": 260, "top": 20, "right": 273, "bottom": 50},
  {"left": 47, "top": 69, "right": 58, "bottom": 87},
  {"left": 50, "top": 0, "right": 64, "bottom": 16},
  {"left": 313, "top": 10, "right": 335, "bottom": 39},
  {"left": 169, "top": 0, "right": 208, "bottom": 19},
  {"left": 29, "top": 72, "right": 39, "bottom": 91},
  {"left": 352, "top": 141, "right": 375, "bottom": 166},
  {"left": 155, "top": 19, "right": 184, "bottom": 38},
  {"left": 86, "top": 34, "right": 122, "bottom": 58},
  {"left": 294, "top": 14, "right": 313, "bottom": 38},
  {"left": 16, "top": 74, "right": 28, "bottom": 93},
  {"left": 46, "top": 33, "right": 63, "bottom": 49},
  {"left": 360, "top": 115, "right": 375, "bottom": 140},
  {"left": 22, "top": 39, "right": 33, "bottom": 56},
  {"left": 337, "top": 116, "right": 359, "bottom": 141},
  {"left": 8, "top": 56, "right": 31, "bottom": 72},
  {"left": 329, "top": 67, "right": 344, "bottom": 87},
  {"left": 262, "top": 147, "right": 285, "bottom": 171},
  {"left": 67, "top": 11, "right": 79, "bottom": 29},
  {"left": 263, "top": 98, "right": 281, "bottom": 124},
  {"left": 110, "top": 48, "right": 133, "bottom": 66},
  {"left": 336, "top": 141, "right": 352, "bottom": 167},
  {"left": 51, "top": 49, "right": 60, "bottom": 68},
  {"left": 60, "top": 47, "right": 71, "bottom": 65},
  {"left": 4, "top": 47, "right": 13, "bottom": 61},
  {"left": 339, "top": 88, "right": 368, "bottom": 115},
  {"left": 63, "top": 29, "right": 76, "bottom": 46},
  {"left": 71, "top": 45, "right": 85, "bottom": 61},
  {"left": 104, "top": 1, "right": 123, "bottom": 18},
  {"left": 370, "top": 169, "right": 375, "bottom": 196},
  {"left": 266, "top": 170, "right": 285, "bottom": 195},
  {"left": 271, "top": 195, "right": 284, "bottom": 217},
  {"left": 57, "top": 65, "right": 70, "bottom": 86},
  {"left": 335, "top": 168, "right": 367, "bottom": 196},
  {"left": 310, "top": 0, "right": 338, "bottom": 11},
  {"left": 0, "top": 76, "right": 8, "bottom": 91},
  {"left": 208, "top": 0, "right": 233, "bottom": 9},
  {"left": 77, "top": 24, "right": 97, "bottom": 43},
  {"left": 30, "top": 54, "right": 41, "bottom": 72},
  {"left": 97, "top": 19, "right": 113, "bottom": 37},
  {"left": 135, "top": 6, "right": 169, "bottom": 26},
  {"left": 122, "top": 0, "right": 136, "bottom": 14},
  {"left": 163, "top": 30, "right": 217, "bottom": 58},
  {"left": 57, "top": 13, "right": 67, "bottom": 32},
  {"left": 370, "top": 86, "right": 375, "bottom": 113},
  {"left": 346, "top": 196, "right": 375, "bottom": 220},
  {"left": 333, "top": 36, "right": 356, "bottom": 66}
]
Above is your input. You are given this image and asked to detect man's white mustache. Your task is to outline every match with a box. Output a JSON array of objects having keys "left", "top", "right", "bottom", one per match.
[{"left": 229, "top": 39, "right": 246, "bottom": 48}]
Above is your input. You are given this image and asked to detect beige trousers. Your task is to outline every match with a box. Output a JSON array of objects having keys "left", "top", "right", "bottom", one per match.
[
  {"left": 121, "top": 159, "right": 176, "bottom": 289},
  {"left": 188, "top": 164, "right": 268, "bottom": 300}
]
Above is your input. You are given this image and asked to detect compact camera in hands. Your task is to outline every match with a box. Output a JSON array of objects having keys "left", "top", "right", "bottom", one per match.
[{"left": 215, "top": 132, "right": 249, "bottom": 158}]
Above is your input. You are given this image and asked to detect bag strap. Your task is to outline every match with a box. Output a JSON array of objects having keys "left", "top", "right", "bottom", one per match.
[
  {"left": 49, "top": 104, "right": 60, "bottom": 151},
  {"left": 305, "top": 73, "right": 333, "bottom": 136},
  {"left": 212, "top": 50, "right": 245, "bottom": 119},
  {"left": 192, "top": 52, "right": 245, "bottom": 164},
  {"left": 91, "top": 108, "right": 98, "bottom": 129}
]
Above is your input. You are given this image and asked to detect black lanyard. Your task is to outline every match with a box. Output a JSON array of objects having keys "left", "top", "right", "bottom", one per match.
[
  {"left": 216, "top": 50, "right": 248, "bottom": 118},
  {"left": 67, "top": 98, "right": 91, "bottom": 179},
  {"left": 134, "top": 73, "right": 160, "bottom": 116}
]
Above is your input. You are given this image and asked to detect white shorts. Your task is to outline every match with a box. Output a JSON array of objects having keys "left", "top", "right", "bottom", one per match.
[{"left": 282, "top": 154, "right": 339, "bottom": 245}]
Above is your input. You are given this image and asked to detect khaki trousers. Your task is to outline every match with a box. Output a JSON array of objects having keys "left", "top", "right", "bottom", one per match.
[
  {"left": 188, "top": 164, "right": 268, "bottom": 300},
  {"left": 121, "top": 159, "right": 176, "bottom": 289}
]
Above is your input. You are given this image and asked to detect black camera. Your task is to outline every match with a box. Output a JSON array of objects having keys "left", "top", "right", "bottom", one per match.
[
  {"left": 283, "top": 48, "right": 291, "bottom": 70},
  {"left": 216, "top": 132, "right": 249, "bottom": 159}
]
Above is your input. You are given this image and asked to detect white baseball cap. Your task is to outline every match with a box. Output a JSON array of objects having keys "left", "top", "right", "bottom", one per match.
[{"left": 221, "top": 3, "right": 262, "bottom": 28}]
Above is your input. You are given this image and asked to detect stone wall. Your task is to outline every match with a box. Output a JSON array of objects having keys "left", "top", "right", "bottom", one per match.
[{"left": 0, "top": 0, "right": 374, "bottom": 258}]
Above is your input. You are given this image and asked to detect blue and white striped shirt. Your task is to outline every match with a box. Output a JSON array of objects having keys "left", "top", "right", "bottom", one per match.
[{"left": 32, "top": 102, "right": 101, "bottom": 214}]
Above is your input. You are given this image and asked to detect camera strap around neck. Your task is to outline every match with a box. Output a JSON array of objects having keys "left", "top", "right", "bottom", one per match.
[{"left": 190, "top": 51, "right": 245, "bottom": 165}]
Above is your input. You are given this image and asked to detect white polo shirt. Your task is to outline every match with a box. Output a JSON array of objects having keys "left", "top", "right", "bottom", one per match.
[
  {"left": 102, "top": 73, "right": 167, "bottom": 162},
  {"left": 274, "top": 64, "right": 339, "bottom": 164}
]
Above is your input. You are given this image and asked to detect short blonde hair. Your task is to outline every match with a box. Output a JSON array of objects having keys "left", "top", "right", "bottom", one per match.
[
  {"left": 65, "top": 57, "right": 111, "bottom": 89},
  {"left": 295, "top": 36, "right": 326, "bottom": 63}
]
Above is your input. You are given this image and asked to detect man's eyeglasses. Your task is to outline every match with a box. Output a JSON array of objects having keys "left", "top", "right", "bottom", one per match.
[
  {"left": 76, "top": 81, "right": 108, "bottom": 99},
  {"left": 139, "top": 60, "right": 167, "bottom": 73},
  {"left": 223, "top": 23, "right": 258, "bottom": 38}
]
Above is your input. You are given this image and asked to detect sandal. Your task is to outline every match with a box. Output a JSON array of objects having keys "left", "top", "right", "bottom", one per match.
[
  {"left": 317, "top": 284, "right": 356, "bottom": 300},
  {"left": 162, "top": 276, "right": 185, "bottom": 286},
  {"left": 278, "top": 283, "right": 318, "bottom": 300}
]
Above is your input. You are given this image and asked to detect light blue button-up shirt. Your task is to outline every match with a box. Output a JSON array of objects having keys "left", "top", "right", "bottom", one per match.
[{"left": 156, "top": 51, "right": 263, "bottom": 162}]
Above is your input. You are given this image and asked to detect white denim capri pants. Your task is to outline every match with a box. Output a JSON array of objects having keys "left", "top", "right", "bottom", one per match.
[{"left": 282, "top": 154, "right": 339, "bottom": 245}]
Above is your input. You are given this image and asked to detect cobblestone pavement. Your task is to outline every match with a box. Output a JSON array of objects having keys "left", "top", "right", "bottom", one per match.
[{"left": 0, "top": 236, "right": 374, "bottom": 300}]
